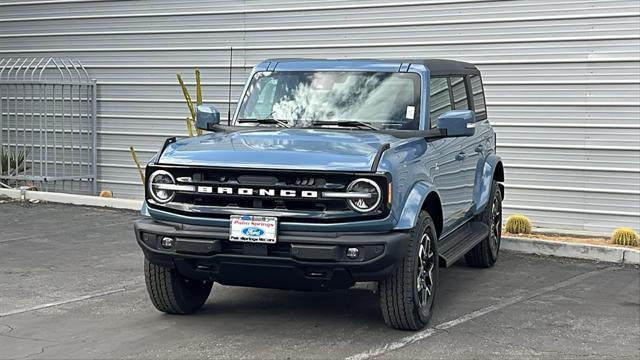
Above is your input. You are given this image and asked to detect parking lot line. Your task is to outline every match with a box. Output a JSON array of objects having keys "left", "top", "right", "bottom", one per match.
[
  {"left": 345, "top": 266, "right": 616, "bottom": 360},
  {"left": 0, "top": 287, "right": 131, "bottom": 318}
]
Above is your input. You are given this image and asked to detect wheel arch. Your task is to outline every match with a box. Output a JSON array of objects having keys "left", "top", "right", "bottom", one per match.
[
  {"left": 473, "top": 154, "right": 504, "bottom": 215},
  {"left": 395, "top": 181, "right": 443, "bottom": 239},
  {"left": 422, "top": 192, "right": 443, "bottom": 239},
  {"left": 494, "top": 160, "right": 505, "bottom": 197},
  {"left": 494, "top": 160, "right": 504, "bottom": 182}
]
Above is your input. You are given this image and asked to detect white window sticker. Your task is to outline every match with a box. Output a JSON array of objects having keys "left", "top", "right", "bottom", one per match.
[{"left": 406, "top": 106, "right": 415, "bottom": 120}]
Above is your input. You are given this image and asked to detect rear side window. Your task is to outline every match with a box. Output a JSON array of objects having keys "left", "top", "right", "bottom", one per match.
[
  {"left": 429, "top": 77, "right": 452, "bottom": 128},
  {"left": 470, "top": 74, "right": 487, "bottom": 120},
  {"left": 450, "top": 76, "right": 469, "bottom": 110}
]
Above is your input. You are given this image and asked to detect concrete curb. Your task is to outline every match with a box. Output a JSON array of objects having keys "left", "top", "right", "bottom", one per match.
[
  {"left": 1, "top": 188, "right": 638, "bottom": 265},
  {"left": 502, "top": 236, "right": 640, "bottom": 265},
  {"left": 0, "top": 188, "right": 141, "bottom": 210}
]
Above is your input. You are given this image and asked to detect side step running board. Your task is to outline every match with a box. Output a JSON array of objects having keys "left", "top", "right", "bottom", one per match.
[{"left": 439, "top": 222, "right": 489, "bottom": 267}]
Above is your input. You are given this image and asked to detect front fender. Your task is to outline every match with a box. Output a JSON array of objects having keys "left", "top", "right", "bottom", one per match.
[
  {"left": 140, "top": 201, "right": 151, "bottom": 217},
  {"left": 394, "top": 181, "right": 439, "bottom": 230},
  {"left": 473, "top": 154, "right": 503, "bottom": 215}
]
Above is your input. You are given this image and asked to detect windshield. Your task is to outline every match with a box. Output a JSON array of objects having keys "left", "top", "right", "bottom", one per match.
[{"left": 236, "top": 71, "right": 421, "bottom": 130}]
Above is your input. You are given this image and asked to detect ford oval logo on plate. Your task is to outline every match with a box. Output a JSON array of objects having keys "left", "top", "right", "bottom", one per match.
[
  {"left": 242, "top": 227, "right": 265, "bottom": 237},
  {"left": 230, "top": 215, "right": 277, "bottom": 244}
]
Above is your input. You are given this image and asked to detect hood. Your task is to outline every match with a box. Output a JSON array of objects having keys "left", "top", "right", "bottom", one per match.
[{"left": 158, "top": 128, "right": 401, "bottom": 171}]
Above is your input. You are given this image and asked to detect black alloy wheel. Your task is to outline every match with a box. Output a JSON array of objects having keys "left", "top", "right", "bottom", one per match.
[{"left": 380, "top": 211, "right": 439, "bottom": 330}]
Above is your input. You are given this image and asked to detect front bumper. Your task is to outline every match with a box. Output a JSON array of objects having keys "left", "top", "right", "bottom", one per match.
[{"left": 134, "top": 218, "right": 409, "bottom": 290}]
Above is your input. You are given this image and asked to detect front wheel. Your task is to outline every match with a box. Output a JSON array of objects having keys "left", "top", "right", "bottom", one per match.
[
  {"left": 380, "top": 211, "right": 439, "bottom": 330},
  {"left": 144, "top": 258, "right": 213, "bottom": 314}
]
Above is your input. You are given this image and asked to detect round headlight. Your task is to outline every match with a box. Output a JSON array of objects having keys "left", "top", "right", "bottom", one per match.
[
  {"left": 346, "top": 178, "right": 382, "bottom": 213},
  {"left": 148, "top": 170, "right": 175, "bottom": 204}
]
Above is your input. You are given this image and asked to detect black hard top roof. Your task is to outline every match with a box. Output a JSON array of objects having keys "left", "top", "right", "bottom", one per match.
[
  {"left": 409, "top": 59, "right": 480, "bottom": 76},
  {"left": 262, "top": 58, "right": 480, "bottom": 76}
]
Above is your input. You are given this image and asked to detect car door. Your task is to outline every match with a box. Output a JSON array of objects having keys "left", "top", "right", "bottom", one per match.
[
  {"left": 431, "top": 137, "right": 470, "bottom": 232},
  {"left": 449, "top": 75, "right": 477, "bottom": 219},
  {"left": 428, "top": 77, "right": 469, "bottom": 232},
  {"left": 463, "top": 74, "right": 492, "bottom": 219}
]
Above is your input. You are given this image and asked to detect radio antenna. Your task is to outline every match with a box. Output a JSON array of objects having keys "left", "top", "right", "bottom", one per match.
[{"left": 227, "top": 46, "right": 233, "bottom": 125}]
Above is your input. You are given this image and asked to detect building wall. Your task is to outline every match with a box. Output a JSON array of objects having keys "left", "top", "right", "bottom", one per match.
[{"left": 1, "top": 0, "right": 639, "bottom": 232}]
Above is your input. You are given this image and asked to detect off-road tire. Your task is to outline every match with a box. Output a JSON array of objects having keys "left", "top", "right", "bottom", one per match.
[
  {"left": 144, "top": 258, "right": 213, "bottom": 314},
  {"left": 465, "top": 180, "right": 502, "bottom": 268},
  {"left": 380, "top": 211, "right": 439, "bottom": 330}
]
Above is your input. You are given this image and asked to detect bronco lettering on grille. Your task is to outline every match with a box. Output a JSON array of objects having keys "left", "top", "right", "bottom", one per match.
[{"left": 196, "top": 186, "right": 319, "bottom": 198}]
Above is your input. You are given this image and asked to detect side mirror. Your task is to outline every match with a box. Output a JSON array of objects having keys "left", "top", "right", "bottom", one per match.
[
  {"left": 437, "top": 110, "right": 476, "bottom": 137},
  {"left": 195, "top": 104, "right": 220, "bottom": 131}
]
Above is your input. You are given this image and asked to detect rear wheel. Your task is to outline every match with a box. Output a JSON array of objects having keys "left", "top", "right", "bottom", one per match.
[
  {"left": 465, "top": 180, "right": 502, "bottom": 267},
  {"left": 380, "top": 211, "right": 439, "bottom": 330},
  {"left": 144, "top": 258, "right": 212, "bottom": 314}
]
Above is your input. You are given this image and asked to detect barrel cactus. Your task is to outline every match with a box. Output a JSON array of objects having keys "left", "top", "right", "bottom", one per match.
[
  {"left": 611, "top": 228, "right": 639, "bottom": 246},
  {"left": 505, "top": 214, "right": 532, "bottom": 234}
]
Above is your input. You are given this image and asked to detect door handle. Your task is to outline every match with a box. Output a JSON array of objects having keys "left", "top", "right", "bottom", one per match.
[
  {"left": 456, "top": 152, "right": 466, "bottom": 161},
  {"left": 475, "top": 144, "right": 484, "bottom": 153}
]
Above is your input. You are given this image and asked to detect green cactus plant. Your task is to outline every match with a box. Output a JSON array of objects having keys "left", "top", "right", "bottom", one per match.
[
  {"left": 505, "top": 214, "right": 532, "bottom": 234},
  {"left": 611, "top": 228, "right": 639, "bottom": 247}
]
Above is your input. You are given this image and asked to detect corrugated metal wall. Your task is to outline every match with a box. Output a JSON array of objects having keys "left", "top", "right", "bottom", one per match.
[{"left": 1, "top": 0, "right": 639, "bottom": 232}]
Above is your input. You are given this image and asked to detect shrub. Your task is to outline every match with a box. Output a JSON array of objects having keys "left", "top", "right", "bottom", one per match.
[
  {"left": 611, "top": 228, "right": 639, "bottom": 247},
  {"left": 505, "top": 214, "right": 532, "bottom": 234},
  {"left": 0, "top": 147, "right": 31, "bottom": 180}
]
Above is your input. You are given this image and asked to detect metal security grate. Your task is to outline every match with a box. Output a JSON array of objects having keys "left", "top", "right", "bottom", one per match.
[{"left": 0, "top": 58, "right": 97, "bottom": 194}]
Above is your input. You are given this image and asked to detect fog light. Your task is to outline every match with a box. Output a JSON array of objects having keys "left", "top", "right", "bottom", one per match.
[
  {"left": 346, "top": 247, "right": 360, "bottom": 259},
  {"left": 161, "top": 236, "right": 174, "bottom": 249}
]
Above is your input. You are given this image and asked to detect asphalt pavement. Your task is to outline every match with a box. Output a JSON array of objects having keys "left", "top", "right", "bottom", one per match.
[{"left": 1, "top": 201, "right": 638, "bottom": 359}]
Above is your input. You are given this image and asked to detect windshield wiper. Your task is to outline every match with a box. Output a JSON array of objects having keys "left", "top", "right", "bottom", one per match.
[
  {"left": 238, "top": 117, "right": 290, "bottom": 128},
  {"left": 311, "top": 120, "right": 380, "bottom": 131}
]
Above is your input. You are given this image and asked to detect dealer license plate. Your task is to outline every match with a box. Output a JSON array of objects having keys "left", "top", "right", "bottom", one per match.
[{"left": 229, "top": 215, "right": 278, "bottom": 244}]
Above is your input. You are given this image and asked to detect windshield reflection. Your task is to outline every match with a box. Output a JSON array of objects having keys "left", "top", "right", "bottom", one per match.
[{"left": 236, "top": 71, "right": 421, "bottom": 130}]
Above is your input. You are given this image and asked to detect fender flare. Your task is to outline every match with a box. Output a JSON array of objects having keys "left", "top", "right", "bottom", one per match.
[
  {"left": 140, "top": 201, "right": 151, "bottom": 216},
  {"left": 394, "top": 181, "right": 442, "bottom": 232},
  {"left": 473, "top": 154, "right": 504, "bottom": 215}
]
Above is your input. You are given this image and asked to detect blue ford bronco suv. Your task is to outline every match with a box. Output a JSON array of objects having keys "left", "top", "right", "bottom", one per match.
[{"left": 135, "top": 59, "right": 504, "bottom": 330}]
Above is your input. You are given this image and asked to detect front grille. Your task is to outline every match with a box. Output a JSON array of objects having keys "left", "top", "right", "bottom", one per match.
[
  {"left": 146, "top": 165, "right": 390, "bottom": 222},
  {"left": 176, "top": 195, "right": 349, "bottom": 212}
]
